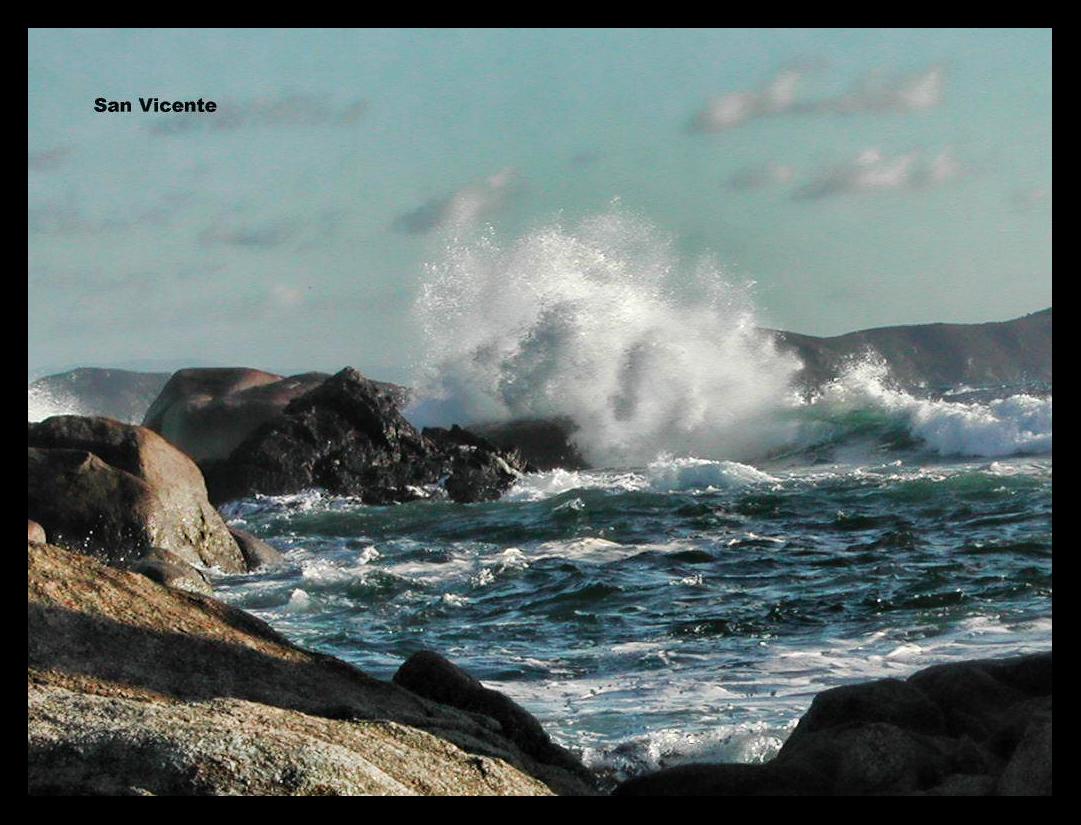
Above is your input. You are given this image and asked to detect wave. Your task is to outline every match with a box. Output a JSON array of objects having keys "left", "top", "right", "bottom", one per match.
[
  {"left": 407, "top": 210, "right": 1050, "bottom": 465},
  {"left": 27, "top": 386, "right": 87, "bottom": 422}
]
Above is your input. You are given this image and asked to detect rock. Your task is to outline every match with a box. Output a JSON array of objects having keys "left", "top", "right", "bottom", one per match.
[
  {"left": 770, "top": 308, "right": 1051, "bottom": 395},
  {"left": 612, "top": 762, "right": 827, "bottom": 796},
  {"left": 393, "top": 650, "right": 594, "bottom": 788},
  {"left": 28, "top": 519, "right": 46, "bottom": 543},
  {"left": 466, "top": 417, "right": 588, "bottom": 471},
  {"left": 29, "top": 687, "right": 551, "bottom": 796},
  {"left": 27, "top": 541, "right": 595, "bottom": 795},
  {"left": 227, "top": 526, "right": 285, "bottom": 569},
  {"left": 780, "top": 677, "right": 948, "bottom": 754},
  {"left": 612, "top": 651, "right": 1051, "bottom": 796},
  {"left": 996, "top": 704, "right": 1052, "bottom": 795},
  {"left": 203, "top": 368, "right": 528, "bottom": 506},
  {"left": 27, "top": 415, "right": 246, "bottom": 571},
  {"left": 128, "top": 547, "right": 213, "bottom": 597},
  {"left": 142, "top": 368, "right": 330, "bottom": 463},
  {"left": 28, "top": 367, "right": 171, "bottom": 424}
]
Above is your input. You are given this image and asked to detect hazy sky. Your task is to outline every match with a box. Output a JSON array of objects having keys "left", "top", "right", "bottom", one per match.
[{"left": 28, "top": 28, "right": 1052, "bottom": 382}]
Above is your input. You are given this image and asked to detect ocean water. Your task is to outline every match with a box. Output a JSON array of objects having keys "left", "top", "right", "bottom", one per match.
[{"left": 202, "top": 215, "right": 1051, "bottom": 787}]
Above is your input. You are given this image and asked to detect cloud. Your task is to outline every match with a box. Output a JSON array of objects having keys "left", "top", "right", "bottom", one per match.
[
  {"left": 28, "top": 147, "right": 71, "bottom": 171},
  {"left": 725, "top": 162, "right": 795, "bottom": 191},
  {"left": 392, "top": 167, "right": 520, "bottom": 234},
  {"left": 799, "top": 65, "right": 945, "bottom": 116},
  {"left": 689, "top": 68, "right": 806, "bottom": 133},
  {"left": 200, "top": 219, "right": 300, "bottom": 249},
  {"left": 689, "top": 64, "right": 945, "bottom": 135},
  {"left": 149, "top": 94, "right": 367, "bottom": 135},
  {"left": 198, "top": 209, "right": 344, "bottom": 250},
  {"left": 1009, "top": 186, "right": 1052, "bottom": 211},
  {"left": 793, "top": 147, "right": 964, "bottom": 200}
]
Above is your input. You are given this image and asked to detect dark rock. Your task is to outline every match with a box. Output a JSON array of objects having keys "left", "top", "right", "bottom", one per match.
[
  {"left": 27, "top": 416, "right": 245, "bottom": 571},
  {"left": 612, "top": 761, "right": 827, "bottom": 796},
  {"left": 28, "top": 367, "right": 171, "bottom": 424},
  {"left": 204, "top": 368, "right": 528, "bottom": 506},
  {"left": 393, "top": 650, "right": 595, "bottom": 789},
  {"left": 128, "top": 547, "right": 213, "bottom": 597},
  {"left": 613, "top": 651, "right": 1051, "bottom": 796},
  {"left": 908, "top": 659, "right": 1032, "bottom": 740},
  {"left": 780, "top": 677, "right": 948, "bottom": 754},
  {"left": 466, "top": 417, "right": 588, "bottom": 471},
  {"left": 996, "top": 709, "right": 1052, "bottom": 796},
  {"left": 227, "top": 526, "right": 285, "bottom": 569},
  {"left": 28, "top": 519, "right": 46, "bottom": 543}
]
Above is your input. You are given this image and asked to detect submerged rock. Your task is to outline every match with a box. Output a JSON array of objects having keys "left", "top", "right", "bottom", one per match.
[
  {"left": 613, "top": 651, "right": 1052, "bottom": 796},
  {"left": 203, "top": 368, "right": 528, "bottom": 506},
  {"left": 28, "top": 416, "right": 246, "bottom": 571},
  {"left": 227, "top": 525, "right": 285, "bottom": 569}
]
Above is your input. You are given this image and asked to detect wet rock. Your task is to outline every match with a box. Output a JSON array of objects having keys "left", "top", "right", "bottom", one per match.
[
  {"left": 128, "top": 547, "right": 213, "bottom": 597},
  {"left": 28, "top": 416, "right": 245, "bottom": 571},
  {"left": 204, "top": 368, "right": 528, "bottom": 506},
  {"left": 394, "top": 650, "right": 596, "bottom": 790},
  {"left": 227, "top": 526, "right": 285, "bottom": 569},
  {"left": 466, "top": 417, "right": 588, "bottom": 471},
  {"left": 612, "top": 651, "right": 1052, "bottom": 796}
]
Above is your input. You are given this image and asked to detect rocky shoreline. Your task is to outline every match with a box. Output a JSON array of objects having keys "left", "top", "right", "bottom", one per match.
[{"left": 27, "top": 363, "right": 1051, "bottom": 795}]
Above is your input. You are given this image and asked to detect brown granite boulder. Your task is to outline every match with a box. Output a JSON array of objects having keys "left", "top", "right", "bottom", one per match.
[
  {"left": 27, "top": 541, "right": 595, "bottom": 795},
  {"left": 27, "top": 415, "right": 246, "bottom": 571},
  {"left": 142, "top": 368, "right": 331, "bottom": 463}
]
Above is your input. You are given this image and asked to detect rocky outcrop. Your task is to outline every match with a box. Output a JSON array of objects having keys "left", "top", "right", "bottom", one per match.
[
  {"left": 227, "top": 525, "right": 285, "bottom": 569},
  {"left": 28, "top": 367, "right": 171, "bottom": 424},
  {"left": 142, "top": 368, "right": 331, "bottom": 463},
  {"left": 28, "top": 519, "right": 46, "bottom": 543},
  {"left": 128, "top": 547, "right": 214, "bottom": 597},
  {"left": 203, "top": 368, "right": 529, "bottom": 506},
  {"left": 465, "top": 417, "right": 589, "bottom": 471},
  {"left": 613, "top": 651, "right": 1052, "bottom": 796},
  {"left": 772, "top": 308, "right": 1052, "bottom": 394},
  {"left": 27, "top": 541, "right": 596, "bottom": 795},
  {"left": 394, "top": 651, "right": 594, "bottom": 786},
  {"left": 28, "top": 415, "right": 246, "bottom": 572}
]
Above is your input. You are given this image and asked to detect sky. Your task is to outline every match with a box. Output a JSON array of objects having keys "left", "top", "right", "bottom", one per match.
[{"left": 28, "top": 28, "right": 1052, "bottom": 383}]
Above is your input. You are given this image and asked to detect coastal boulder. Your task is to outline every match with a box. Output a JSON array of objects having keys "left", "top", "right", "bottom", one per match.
[
  {"left": 612, "top": 651, "right": 1052, "bottom": 796},
  {"left": 142, "top": 368, "right": 331, "bottom": 463},
  {"left": 393, "top": 650, "right": 594, "bottom": 787},
  {"left": 128, "top": 547, "right": 213, "bottom": 597},
  {"left": 27, "top": 415, "right": 246, "bottom": 572},
  {"left": 228, "top": 526, "right": 285, "bottom": 569},
  {"left": 203, "top": 368, "right": 528, "bottom": 505}
]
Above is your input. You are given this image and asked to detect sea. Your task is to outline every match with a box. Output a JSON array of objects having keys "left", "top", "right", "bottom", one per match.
[{"left": 28, "top": 215, "right": 1053, "bottom": 788}]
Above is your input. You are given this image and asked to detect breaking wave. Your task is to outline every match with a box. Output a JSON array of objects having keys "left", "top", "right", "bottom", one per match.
[{"left": 408, "top": 211, "right": 1050, "bottom": 464}]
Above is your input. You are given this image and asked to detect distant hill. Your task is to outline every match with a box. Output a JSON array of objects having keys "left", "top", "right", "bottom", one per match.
[
  {"left": 770, "top": 308, "right": 1052, "bottom": 393},
  {"left": 28, "top": 368, "right": 171, "bottom": 423}
]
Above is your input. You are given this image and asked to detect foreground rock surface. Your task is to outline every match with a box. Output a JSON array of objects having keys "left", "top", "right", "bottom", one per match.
[
  {"left": 27, "top": 541, "right": 594, "bottom": 795},
  {"left": 614, "top": 651, "right": 1052, "bottom": 796},
  {"left": 28, "top": 416, "right": 246, "bottom": 572},
  {"left": 203, "top": 368, "right": 529, "bottom": 505}
]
